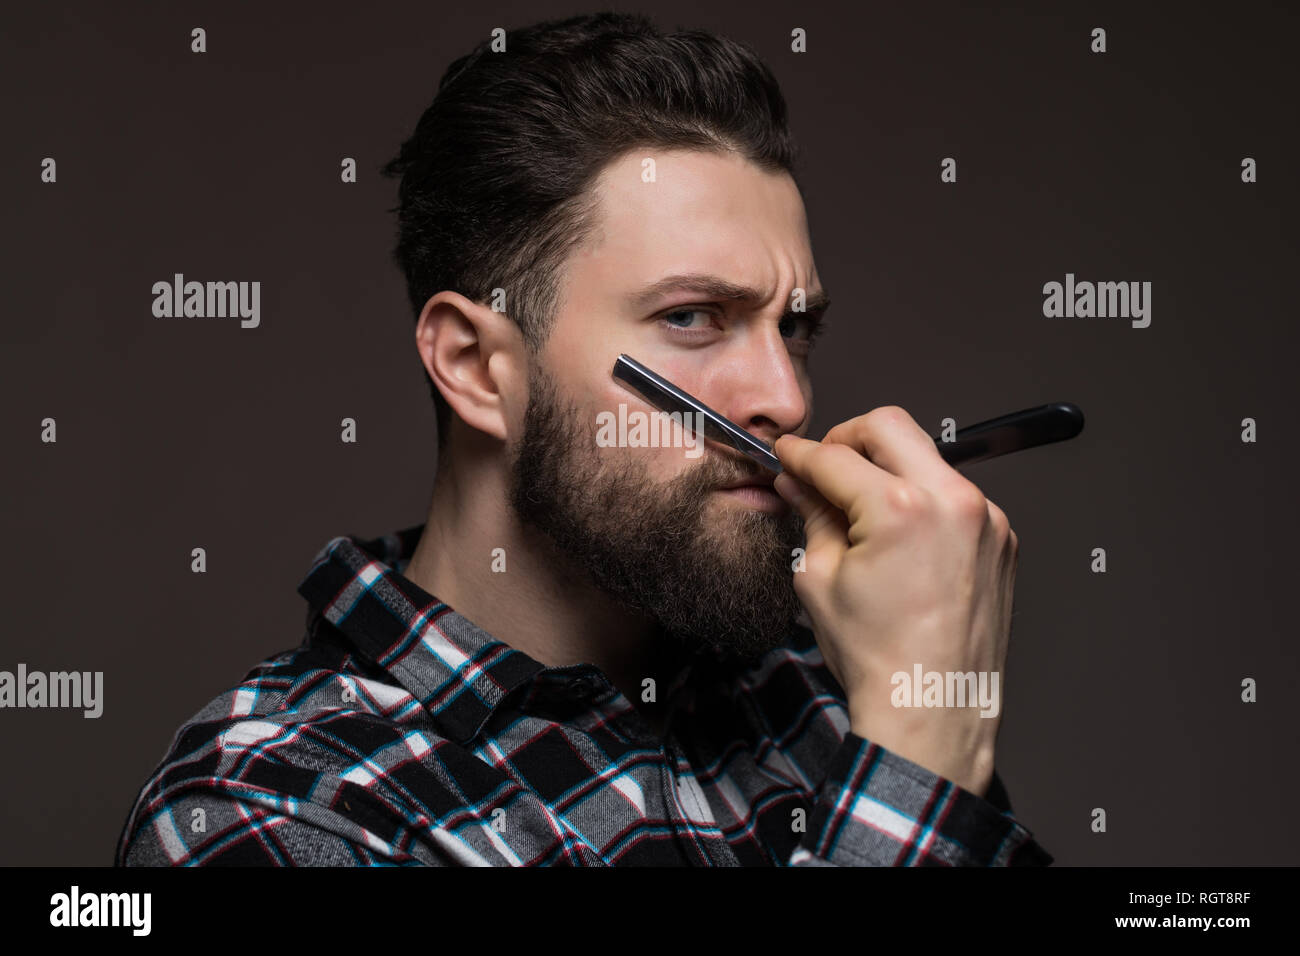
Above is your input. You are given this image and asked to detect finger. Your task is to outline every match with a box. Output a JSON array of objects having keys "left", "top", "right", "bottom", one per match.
[
  {"left": 773, "top": 470, "right": 850, "bottom": 574},
  {"left": 985, "top": 498, "right": 1010, "bottom": 538},
  {"left": 774, "top": 434, "right": 899, "bottom": 540},
  {"left": 822, "top": 406, "right": 954, "bottom": 490},
  {"left": 987, "top": 498, "right": 1019, "bottom": 564}
]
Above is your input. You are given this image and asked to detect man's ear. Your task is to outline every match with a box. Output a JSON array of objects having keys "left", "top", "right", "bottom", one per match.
[{"left": 415, "top": 292, "right": 525, "bottom": 443}]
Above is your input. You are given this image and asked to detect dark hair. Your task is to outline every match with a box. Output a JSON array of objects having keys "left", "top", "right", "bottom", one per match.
[{"left": 380, "top": 11, "right": 802, "bottom": 449}]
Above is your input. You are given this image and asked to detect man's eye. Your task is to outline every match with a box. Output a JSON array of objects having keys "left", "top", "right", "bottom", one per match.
[
  {"left": 779, "top": 314, "right": 813, "bottom": 338},
  {"left": 779, "top": 312, "right": 827, "bottom": 344},
  {"left": 663, "top": 308, "right": 713, "bottom": 330}
]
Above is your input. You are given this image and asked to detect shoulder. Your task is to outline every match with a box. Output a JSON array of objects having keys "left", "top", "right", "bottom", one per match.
[{"left": 116, "top": 637, "right": 470, "bottom": 865}]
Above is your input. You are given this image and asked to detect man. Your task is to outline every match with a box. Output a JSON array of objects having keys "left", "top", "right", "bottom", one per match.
[{"left": 116, "top": 11, "right": 1051, "bottom": 866}]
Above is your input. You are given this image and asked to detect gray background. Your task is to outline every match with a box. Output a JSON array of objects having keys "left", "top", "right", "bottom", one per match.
[{"left": 2, "top": 0, "right": 1296, "bottom": 866}]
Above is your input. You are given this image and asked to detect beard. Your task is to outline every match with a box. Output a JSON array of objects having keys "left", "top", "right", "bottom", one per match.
[{"left": 506, "top": 361, "right": 806, "bottom": 665}]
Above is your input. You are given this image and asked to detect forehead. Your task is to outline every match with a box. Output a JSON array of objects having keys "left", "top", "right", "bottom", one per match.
[{"left": 573, "top": 148, "right": 814, "bottom": 290}]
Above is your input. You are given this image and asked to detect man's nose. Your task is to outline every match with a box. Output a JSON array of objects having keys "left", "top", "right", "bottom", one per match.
[{"left": 712, "top": 333, "right": 809, "bottom": 443}]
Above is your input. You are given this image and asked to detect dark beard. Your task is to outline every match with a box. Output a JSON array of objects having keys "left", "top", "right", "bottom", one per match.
[{"left": 507, "top": 362, "right": 806, "bottom": 664}]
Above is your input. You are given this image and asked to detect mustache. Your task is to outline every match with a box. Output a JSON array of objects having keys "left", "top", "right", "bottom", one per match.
[
  {"left": 664, "top": 449, "right": 765, "bottom": 495},
  {"left": 527, "top": 368, "right": 774, "bottom": 497}
]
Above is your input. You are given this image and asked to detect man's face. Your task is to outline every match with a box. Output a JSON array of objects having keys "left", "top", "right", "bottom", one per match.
[{"left": 507, "top": 148, "right": 825, "bottom": 660}]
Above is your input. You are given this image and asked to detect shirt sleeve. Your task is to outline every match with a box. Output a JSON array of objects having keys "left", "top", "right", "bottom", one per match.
[
  {"left": 118, "top": 789, "right": 404, "bottom": 865},
  {"left": 114, "top": 726, "right": 615, "bottom": 867},
  {"left": 117, "top": 778, "right": 487, "bottom": 866},
  {"left": 786, "top": 732, "right": 1053, "bottom": 866}
]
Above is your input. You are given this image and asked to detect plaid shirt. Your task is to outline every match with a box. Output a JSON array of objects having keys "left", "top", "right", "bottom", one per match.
[{"left": 116, "top": 525, "right": 1053, "bottom": 866}]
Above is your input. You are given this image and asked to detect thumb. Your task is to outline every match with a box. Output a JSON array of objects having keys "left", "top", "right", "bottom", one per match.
[{"left": 773, "top": 471, "right": 849, "bottom": 573}]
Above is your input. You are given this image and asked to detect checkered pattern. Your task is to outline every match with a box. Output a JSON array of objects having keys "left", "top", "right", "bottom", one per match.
[{"left": 116, "top": 525, "right": 1052, "bottom": 866}]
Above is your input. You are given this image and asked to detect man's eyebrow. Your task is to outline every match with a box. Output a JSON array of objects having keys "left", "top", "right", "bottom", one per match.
[{"left": 627, "top": 273, "right": 831, "bottom": 314}]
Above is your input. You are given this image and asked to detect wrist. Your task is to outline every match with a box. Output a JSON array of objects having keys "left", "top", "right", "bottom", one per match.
[{"left": 847, "top": 702, "right": 996, "bottom": 798}]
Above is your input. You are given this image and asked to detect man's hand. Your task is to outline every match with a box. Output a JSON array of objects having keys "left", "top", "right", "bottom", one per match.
[{"left": 772, "top": 407, "right": 1019, "bottom": 798}]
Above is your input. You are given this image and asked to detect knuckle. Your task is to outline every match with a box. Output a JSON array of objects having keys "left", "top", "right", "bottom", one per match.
[
  {"left": 882, "top": 405, "right": 911, "bottom": 427},
  {"left": 865, "top": 405, "right": 906, "bottom": 429},
  {"left": 948, "top": 481, "right": 988, "bottom": 520},
  {"left": 985, "top": 499, "right": 1017, "bottom": 551},
  {"left": 884, "top": 480, "right": 927, "bottom": 518}
]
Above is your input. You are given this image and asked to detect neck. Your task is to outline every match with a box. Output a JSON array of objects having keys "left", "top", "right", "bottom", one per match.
[{"left": 404, "top": 447, "right": 662, "bottom": 712}]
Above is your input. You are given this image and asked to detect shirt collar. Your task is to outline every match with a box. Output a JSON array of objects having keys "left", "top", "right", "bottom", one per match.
[
  {"left": 295, "top": 524, "right": 715, "bottom": 745},
  {"left": 296, "top": 524, "right": 548, "bottom": 745}
]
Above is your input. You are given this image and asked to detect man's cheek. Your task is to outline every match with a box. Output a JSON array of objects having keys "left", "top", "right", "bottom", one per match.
[
  {"left": 590, "top": 405, "right": 703, "bottom": 472},
  {"left": 641, "top": 445, "right": 698, "bottom": 484}
]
